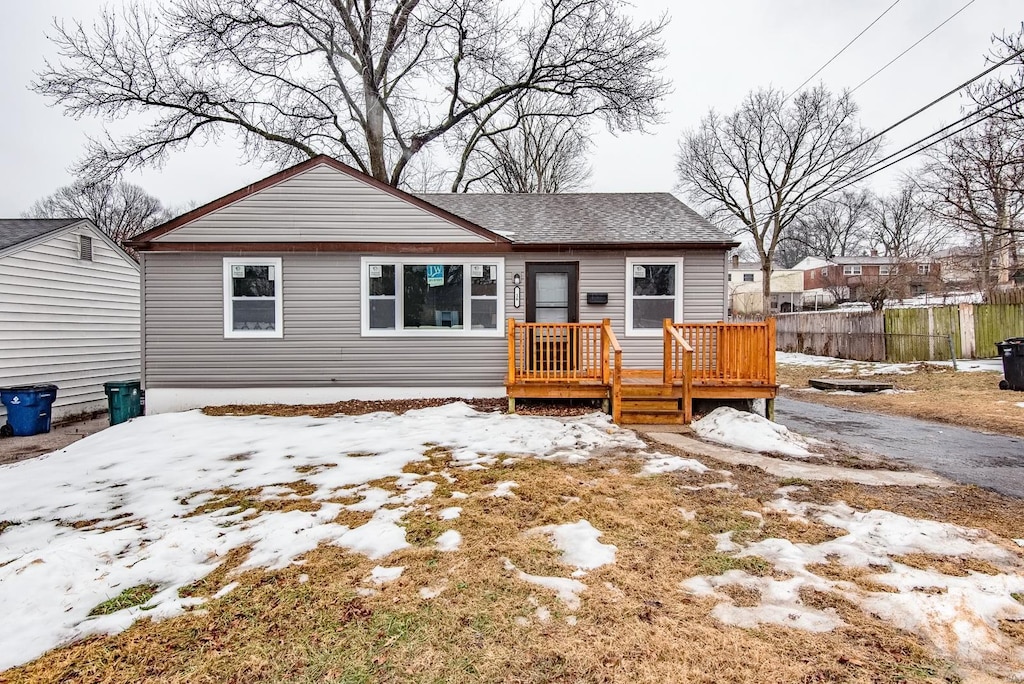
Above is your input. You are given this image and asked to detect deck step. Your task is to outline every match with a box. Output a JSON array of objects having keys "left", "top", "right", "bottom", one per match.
[
  {"left": 618, "top": 408, "right": 686, "bottom": 425},
  {"left": 619, "top": 397, "right": 681, "bottom": 411},
  {"left": 619, "top": 384, "right": 680, "bottom": 398}
]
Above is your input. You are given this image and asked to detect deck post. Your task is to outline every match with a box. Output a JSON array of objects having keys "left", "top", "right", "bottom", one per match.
[
  {"left": 508, "top": 396, "right": 517, "bottom": 414},
  {"left": 662, "top": 318, "right": 672, "bottom": 384},
  {"left": 765, "top": 398, "right": 775, "bottom": 421},
  {"left": 507, "top": 318, "right": 516, "bottom": 385}
]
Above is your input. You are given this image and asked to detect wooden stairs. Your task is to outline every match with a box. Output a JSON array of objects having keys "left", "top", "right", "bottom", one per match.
[{"left": 617, "top": 370, "right": 689, "bottom": 425}]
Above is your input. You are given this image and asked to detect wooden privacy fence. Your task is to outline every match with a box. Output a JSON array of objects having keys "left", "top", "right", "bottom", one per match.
[
  {"left": 776, "top": 311, "right": 886, "bottom": 361},
  {"left": 777, "top": 300, "right": 1024, "bottom": 361}
]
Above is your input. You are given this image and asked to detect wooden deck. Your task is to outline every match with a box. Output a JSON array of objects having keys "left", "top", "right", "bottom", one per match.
[{"left": 506, "top": 318, "right": 778, "bottom": 425}]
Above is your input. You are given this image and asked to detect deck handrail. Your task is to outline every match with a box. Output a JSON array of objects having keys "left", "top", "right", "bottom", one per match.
[
  {"left": 663, "top": 319, "right": 694, "bottom": 423},
  {"left": 602, "top": 318, "right": 622, "bottom": 423}
]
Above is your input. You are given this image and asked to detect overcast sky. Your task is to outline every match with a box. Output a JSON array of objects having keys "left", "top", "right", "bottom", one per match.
[{"left": 1, "top": 1, "right": 1021, "bottom": 217}]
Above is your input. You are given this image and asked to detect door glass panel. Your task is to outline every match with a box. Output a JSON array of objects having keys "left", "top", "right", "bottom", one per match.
[
  {"left": 534, "top": 272, "right": 569, "bottom": 322},
  {"left": 535, "top": 273, "right": 568, "bottom": 307}
]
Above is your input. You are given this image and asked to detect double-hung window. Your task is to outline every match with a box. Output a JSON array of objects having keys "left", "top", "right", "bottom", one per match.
[
  {"left": 843, "top": 265, "right": 862, "bottom": 276},
  {"left": 223, "top": 258, "right": 283, "bottom": 338},
  {"left": 625, "top": 258, "right": 683, "bottom": 336},
  {"left": 361, "top": 257, "right": 503, "bottom": 336}
]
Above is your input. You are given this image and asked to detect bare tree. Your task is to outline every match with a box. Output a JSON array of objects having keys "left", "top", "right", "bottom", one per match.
[
  {"left": 874, "top": 179, "right": 948, "bottom": 259},
  {"left": 35, "top": 0, "right": 668, "bottom": 188},
  {"left": 919, "top": 24, "right": 1024, "bottom": 291},
  {"left": 676, "top": 86, "right": 880, "bottom": 312},
  {"left": 24, "top": 180, "right": 171, "bottom": 248},
  {"left": 784, "top": 189, "right": 874, "bottom": 260},
  {"left": 454, "top": 97, "right": 592, "bottom": 193},
  {"left": 920, "top": 115, "right": 1023, "bottom": 290}
]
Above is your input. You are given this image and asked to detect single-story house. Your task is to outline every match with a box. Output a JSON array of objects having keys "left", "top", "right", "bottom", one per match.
[
  {"left": 128, "top": 156, "right": 777, "bottom": 424},
  {"left": 0, "top": 218, "right": 140, "bottom": 422}
]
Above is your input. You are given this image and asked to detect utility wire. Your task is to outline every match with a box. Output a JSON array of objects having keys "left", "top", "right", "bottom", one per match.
[
  {"left": 784, "top": 0, "right": 903, "bottom": 103},
  {"left": 730, "top": 46, "right": 1024, "bottom": 222},
  {"left": 824, "top": 90, "right": 1024, "bottom": 197},
  {"left": 754, "top": 88, "right": 1024, "bottom": 229},
  {"left": 849, "top": 0, "right": 978, "bottom": 94}
]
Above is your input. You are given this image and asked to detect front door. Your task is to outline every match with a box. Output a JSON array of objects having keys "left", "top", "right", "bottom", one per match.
[{"left": 526, "top": 263, "right": 579, "bottom": 372}]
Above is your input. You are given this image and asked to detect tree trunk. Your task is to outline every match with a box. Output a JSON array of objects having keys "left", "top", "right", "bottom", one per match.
[{"left": 761, "top": 263, "right": 773, "bottom": 319}]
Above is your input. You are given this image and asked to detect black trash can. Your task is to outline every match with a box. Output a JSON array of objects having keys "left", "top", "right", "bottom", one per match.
[{"left": 996, "top": 337, "right": 1024, "bottom": 391}]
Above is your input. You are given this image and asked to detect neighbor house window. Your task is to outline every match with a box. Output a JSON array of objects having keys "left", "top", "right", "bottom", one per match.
[
  {"left": 223, "top": 258, "right": 283, "bottom": 338},
  {"left": 843, "top": 265, "right": 862, "bottom": 276},
  {"left": 879, "top": 265, "right": 891, "bottom": 276},
  {"left": 625, "top": 258, "right": 683, "bottom": 335},
  {"left": 917, "top": 263, "right": 931, "bottom": 275},
  {"left": 742, "top": 273, "right": 754, "bottom": 282},
  {"left": 361, "top": 257, "right": 503, "bottom": 336}
]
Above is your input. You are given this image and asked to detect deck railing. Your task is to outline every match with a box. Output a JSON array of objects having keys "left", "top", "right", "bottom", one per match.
[
  {"left": 673, "top": 319, "right": 777, "bottom": 386},
  {"left": 507, "top": 318, "right": 623, "bottom": 384}
]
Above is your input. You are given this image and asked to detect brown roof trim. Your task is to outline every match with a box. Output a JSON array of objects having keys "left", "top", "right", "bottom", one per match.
[
  {"left": 131, "top": 240, "right": 740, "bottom": 253},
  {"left": 128, "top": 155, "right": 511, "bottom": 245}
]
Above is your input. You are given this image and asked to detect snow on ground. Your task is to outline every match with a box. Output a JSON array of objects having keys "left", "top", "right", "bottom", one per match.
[
  {"left": 527, "top": 520, "right": 616, "bottom": 572},
  {"left": 683, "top": 488, "right": 1024, "bottom": 674},
  {"left": 692, "top": 407, "right": 818, "bottom": 458},
  {"left": 503, "top": 558, "right": 587, "bottom": 610},
  {"left": 639, "top": 455, "right": 710, "bottom": 476},
  {"left": 0, "top": 403, "right": 642, "bottom": 671},
  {"left": 777, "top": 351, "right": 1003, "bottom": 374}
]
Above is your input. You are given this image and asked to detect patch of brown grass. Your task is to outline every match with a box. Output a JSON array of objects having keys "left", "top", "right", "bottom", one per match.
[
  {"left": 807, "top": 559, "right": 899, "bottom": 594},
  {"left": 185, "top": 486, "right": 321, "bottom": 518},
  {"left": 893, "top": 553, "right": 1002, "bottom": 577},
  {"left": 778, "top": 362, "right": 1023, "bottom": 437},
  {"left": 719, "top": 584, "right": 761, "bottom": 607},
  {"left": 999, "top": 619, "right": 1024, "bottom": 644},
  {"left": 5, "top": 456, "right": 964, "bottom": 684}
]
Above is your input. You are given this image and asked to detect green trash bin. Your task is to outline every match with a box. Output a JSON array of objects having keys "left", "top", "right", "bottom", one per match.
[{"left": 104, "top": 380, "right": 142, "bottom": 426}]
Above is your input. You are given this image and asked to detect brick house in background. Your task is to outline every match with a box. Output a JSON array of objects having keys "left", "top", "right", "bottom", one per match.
[{"left": 796, "top": 253, "right": 943, "bottom": 306}]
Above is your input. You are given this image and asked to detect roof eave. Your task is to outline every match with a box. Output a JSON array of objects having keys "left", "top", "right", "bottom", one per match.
[{"left": 129, "top": 239, "right": 740, "bottom": 253}]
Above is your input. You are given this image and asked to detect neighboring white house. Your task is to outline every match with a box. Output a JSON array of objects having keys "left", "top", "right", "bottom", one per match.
[
  {"left": 0, "top": 219, "right": 140, "bottom": 423},
  {"left": 728, "top": 257, "right": 804, "bottom": 315}
]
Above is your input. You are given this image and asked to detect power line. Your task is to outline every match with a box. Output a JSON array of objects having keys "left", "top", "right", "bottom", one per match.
[
  {"left": 758, "top": 88, "right": 1024, "bottom": 228},
  {"left": 730, "top": 45, "right": 1024, "bottom": 221},
  {"left": 784, "top": 0, "right": 903, "bottom": 103},
  {"left": 824, "top": 89, "right": 1024, "bottom": 197},
  {"left": 849, "top": 0, "right": 979, "bottom": 94}
]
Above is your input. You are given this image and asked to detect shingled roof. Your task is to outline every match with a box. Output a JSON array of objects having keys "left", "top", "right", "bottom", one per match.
[
  {"left": 0, "top": 218, "right": 82, "bottom": 252},
  {"left": 416, "top": 192, "right": 732, "bottom": 245}
]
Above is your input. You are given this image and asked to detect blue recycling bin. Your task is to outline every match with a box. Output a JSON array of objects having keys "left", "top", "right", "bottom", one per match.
[{"left": 0, "top": 385, "right": 59, "bottom": 437}]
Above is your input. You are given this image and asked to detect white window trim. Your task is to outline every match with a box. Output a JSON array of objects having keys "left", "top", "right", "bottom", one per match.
[
  {"left": 223, "top": 257, "right": 284, "bottom": 339},
  {"left": 879, "top": 265, "right": 892, "bottom": 276},
  {"left": 625, "top": 257, "right": 684, "bottom": 337},
  {"left": 843, "top": 265, "right": 862, "bottom": 276},
  {"left": 360, "top": 256, "right": 505, "bottom": 337},
  {"left": 917, "top": 263, "right": 931, "bottom": 275}
]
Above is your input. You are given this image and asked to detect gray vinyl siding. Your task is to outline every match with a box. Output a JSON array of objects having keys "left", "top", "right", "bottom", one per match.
[
  {"left": 157, "top": 164, "right": 491, "bottom": 244},
  {"left": 144, "top": 249, "right": 727, "bottom": 387},
  {"left": 506, "top": 251, "right": 727, "bottom": 369},
  {"left": 144, "top": 252, "right": 507, "bottom": 388},
  {"left": 0, "top": 227, "right": 140, "bottom": 420}
]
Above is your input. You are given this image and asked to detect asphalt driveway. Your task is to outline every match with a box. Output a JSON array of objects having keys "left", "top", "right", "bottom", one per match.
[{"left": 776, "top": 397, "right": 1024, "bottom": 499}]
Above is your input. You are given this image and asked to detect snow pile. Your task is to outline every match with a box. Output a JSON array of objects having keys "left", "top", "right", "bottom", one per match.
[
  {"left": 683, "top": 489, "right": 1024, "bottom": 673},
  {"left": 0, "top": 403, "right": 639, "bottom": 671},
  {"left": 639, "top": 455, "right": 710, "bottom": 476},
  {"left": 692, "top": 407, "right": 817, "bottom": 458},
  {"left": 528, "top": 520, "right": 617, "bottom": 572},
  {"left": 367, "top": 566, "right": 404, "bottom": 585}
]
